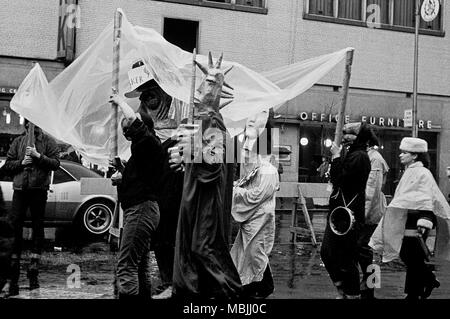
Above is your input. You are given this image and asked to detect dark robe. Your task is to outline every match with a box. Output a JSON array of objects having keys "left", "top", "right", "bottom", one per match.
[
  {"left": 172, "top": 112, "right": 242, "bottom": 299},
  {"left": 320, "top": 142, "right": 371, "bottom": 296},
  {"left": 152, "top": 137, "right": 184, "bottom": 286}
]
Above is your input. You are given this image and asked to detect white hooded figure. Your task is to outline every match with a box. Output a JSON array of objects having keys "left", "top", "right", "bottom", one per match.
[{"left": 230, "top": 110, "right": 280, "bottom": 299}]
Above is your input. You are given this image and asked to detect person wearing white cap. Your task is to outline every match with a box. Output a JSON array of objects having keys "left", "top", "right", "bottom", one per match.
[
  {"left": 119, "top": 59, "right": 187, "bottom": 300},
  {"left": 109, "top": 71, "right": 166, "bottom": 299},
  {"left": 370, "top": 137, "right": 450, "bottom": 299}
]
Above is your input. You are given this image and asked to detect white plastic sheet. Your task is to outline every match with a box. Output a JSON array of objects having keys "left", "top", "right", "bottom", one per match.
[{"left": 10, "top": 9, "right": 353, "bottom": 166}]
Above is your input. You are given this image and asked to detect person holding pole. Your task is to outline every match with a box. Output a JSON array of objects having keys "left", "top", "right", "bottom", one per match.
[
  {"left": 121, "top": 59, "right": 187, "bottom": 299},
  {"left": 2, "top": 120, "right": 60, "bottom": 296},
  {"left": 320, "top": 122, "right": 372, "bottom": 299},
  {"left": 108, "top": 90, "right": 164, "bottom": 299}
]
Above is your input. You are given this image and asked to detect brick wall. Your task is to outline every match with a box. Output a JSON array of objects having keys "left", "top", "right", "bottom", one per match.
[
  {"left": 2, "top": 0, "right": 449, "bottom": 97},
  {"left": 74, "top": 0, "right": 450, "bottom": 96},
  {"left": 0, "top": 0, "right": 59, "bottom": 59}
]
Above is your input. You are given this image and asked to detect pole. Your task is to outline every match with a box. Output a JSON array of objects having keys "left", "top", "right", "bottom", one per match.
[
  {"left": 108, "top": 9, "right": 123, "bottom": 247},
  {"left": 412, "top": 0, "right": 420, "bottom": 138},
  {"left": 333, "top": 49, "right": 355, "bottom": 147},
  {"left": 110, "top": 9, "right": 122, "bottom": 159},
  {"left": 189, "top": 48, "right": 197, "bottom": 124}
]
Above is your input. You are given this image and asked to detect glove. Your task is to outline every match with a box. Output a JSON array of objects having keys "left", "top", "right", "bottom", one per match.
[
  {"left": 417, "top": 218, "right": 433, "bottom": 235},
  {"left": 111, "top": 171, "right": 122, "bottom": 186},
  {"left": 330, "top": 142, "right": 342, "bottom": 160}
]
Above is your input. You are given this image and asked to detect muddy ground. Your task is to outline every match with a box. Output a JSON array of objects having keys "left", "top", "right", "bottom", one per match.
[{"left": 7, "top": 211, "right": 450, "bottom": 299}]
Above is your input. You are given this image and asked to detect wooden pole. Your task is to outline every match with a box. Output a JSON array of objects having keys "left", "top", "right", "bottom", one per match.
[
  {"left": 189, "top": 48, "right": 197, "bottom": 124},
  {"left": 333, "top": 49, "right": 354, "bottom": 147},
  {"left": 108, "top": 9, "right": 123, "bottom": 247},
  {"left": 412, "top": 0, "right": 420, "bottom": 138},
  {"left": 110, "top": 9, "right": 122, "bottom": 159}
]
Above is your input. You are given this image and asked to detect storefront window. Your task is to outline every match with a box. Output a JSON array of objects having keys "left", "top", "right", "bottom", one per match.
[
  {"left": 297, "top": 124, "right": 438, "bottom": 197},
  {"left": 298, "top": 124, "right": 334, "bottom": 183}
]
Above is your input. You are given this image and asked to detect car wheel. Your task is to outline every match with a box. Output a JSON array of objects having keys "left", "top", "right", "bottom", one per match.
[{"left": 79, "top": 200, "right": 114, "bottom": 236}]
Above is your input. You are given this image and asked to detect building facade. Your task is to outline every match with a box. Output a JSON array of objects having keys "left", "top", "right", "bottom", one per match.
[{"left": 1, "top": 0, "right": 449, "bottom": 196}]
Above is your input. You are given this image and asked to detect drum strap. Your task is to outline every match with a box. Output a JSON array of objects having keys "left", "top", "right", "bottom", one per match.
[{"left": 339, "top": 189, "right": 358, "bottom": 209}]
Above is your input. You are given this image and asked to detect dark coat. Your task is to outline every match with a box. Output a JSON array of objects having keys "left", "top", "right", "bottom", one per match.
[
  {"left": 117, "top": 118, "right": 164, "bottom": 210},
  {"left": 3, "top": 132, "right": 60, "bottom": 190},
  {"left": 329, "top": 144, "right": 371, "bottom": 225},
  {"left": 152, "top": 137, "right": 184, "bottom": 248}
]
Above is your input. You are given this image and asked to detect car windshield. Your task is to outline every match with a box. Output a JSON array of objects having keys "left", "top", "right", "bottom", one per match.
[{"left": 61, "top": 161, "right": 102, "bottom": 180}]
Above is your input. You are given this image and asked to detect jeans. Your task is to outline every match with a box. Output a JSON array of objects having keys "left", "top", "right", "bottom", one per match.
[
  {"left": 8, "top": 189, "right": 48, "bottom": 286},
  {"left": 116, "top": 200, "right": 160, "bottom": 299},
  {"left": 10, "top": 189, "right": 48, "bottom": 257}
]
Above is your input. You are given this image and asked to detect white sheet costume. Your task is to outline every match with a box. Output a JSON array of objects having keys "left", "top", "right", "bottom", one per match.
[
  {"left": 369, "top": 162, "right": 450, "bottom": 262},
  {"left": 230, "top": 156, "right": 279, "bottom": 285}
]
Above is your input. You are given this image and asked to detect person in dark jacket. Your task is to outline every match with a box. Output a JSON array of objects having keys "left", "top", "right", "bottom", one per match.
[
  {"left": 0, "top": 185, "right": 14, "bottom": 298},
  {"left": 320, "top": 122, "right": 373, "bottom": 299},
  {"left": 109, "top": 92, "right": 164, "bottom": 300},
  {"left": 2, "top": 120, "right": 60, "bottom": 295},
  {"left": 134, "top": 78, "right": 185, "bottom": 299}
]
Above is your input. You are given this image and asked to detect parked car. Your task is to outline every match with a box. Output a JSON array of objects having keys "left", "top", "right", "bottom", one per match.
[{"left": 0, "top": 159, "right": 116, "bottom": 236}]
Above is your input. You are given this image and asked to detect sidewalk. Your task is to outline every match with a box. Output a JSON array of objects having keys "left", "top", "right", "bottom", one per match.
[
  {"left": 6, "top": 211, "right": 450, "bottom": 299},
  {"left": 270, "top": 210, "right": 450, "bottom": 299}
]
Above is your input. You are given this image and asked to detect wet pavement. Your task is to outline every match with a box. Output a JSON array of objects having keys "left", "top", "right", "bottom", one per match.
[
  {"left": 6, "top": 210, "right": 450, "bottom": 299},
  {"left": 269, "top": 210, "right": 450, "bottom": 299}
]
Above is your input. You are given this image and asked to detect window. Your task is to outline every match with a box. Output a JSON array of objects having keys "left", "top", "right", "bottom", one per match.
[
  {"left": 62, "top": 162, "right": 102, "bottom": 179},
  {"left": 53, "top": 168, "right": 74, "bottom": 184},
  {"left": 393, "top": 0, "right": 415, "bottom": 27},
  {"left": 296, "top": 124, "right": 439, "bottom": 195},
  {"left": 309, "top": 0, "right": 333, "bottom": 17},
  {"left": 298, "top": 124, "right": 334, "bottom": 183},
  {"left": 305, "top": 0, "right": 443, "bottom": 35},
  {"left": 338, "top": 0, "right": 361, "bottom": 20},
  {"left": 154, "top": 1, "right": 267, "bottom": 14},
  {"left": 163, "top": 18, "right": 199, "bottom": 53},
  {"left": 235, "top": 0, "right": 265, "bottom": 6}
]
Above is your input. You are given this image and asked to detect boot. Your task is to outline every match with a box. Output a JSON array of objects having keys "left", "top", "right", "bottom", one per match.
[
  {"left": 334, "top": 281, "right": 345, "bottom": 299},
  {"left": 344, "top": 294, "right": 361, "bottom": 299},
  {"left": 360, "top": 288, "right": 375, "bottom": 299},
  {"left": 9, "top": 256, "right": 20, "bottom": 296},
  {"left": 422, "top": 277, "right": 440, "bottom": 299},
  {"left": 27, "top": 257, "right": 40, "bottom": 290}
]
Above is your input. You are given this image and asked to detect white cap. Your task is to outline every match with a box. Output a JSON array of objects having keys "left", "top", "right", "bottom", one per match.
[
  {"left": 400, "top": 137, "right": 428, "bottom": 153},
  {"left": 124, "top": 59, "right": 154, "bottom": 98}
]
